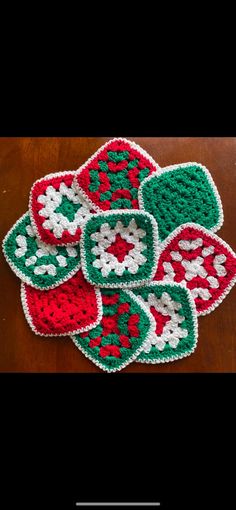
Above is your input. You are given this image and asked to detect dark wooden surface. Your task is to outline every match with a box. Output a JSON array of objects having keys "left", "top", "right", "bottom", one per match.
[{"left": 0, "top": 137, "right": 235, "bottom": 372}]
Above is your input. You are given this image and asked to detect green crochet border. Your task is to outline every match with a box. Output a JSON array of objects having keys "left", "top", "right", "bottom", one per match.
[{"left": 80, "top": 210, "right": 159, "bottom": 288}]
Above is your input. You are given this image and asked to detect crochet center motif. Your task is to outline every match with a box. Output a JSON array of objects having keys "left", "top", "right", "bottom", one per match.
[{"left": 2, "top": 138, "right": 236, "bottom": 372}]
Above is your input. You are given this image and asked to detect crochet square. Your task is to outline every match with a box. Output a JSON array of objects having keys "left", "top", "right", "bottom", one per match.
[
  {"left": 71, "top": 288, "right": 155, "bottom": 372},
  {"left": 139, "top": 163, "right": 223, "bottom": 241},
  {"left": 21, "top": 270, "right": 102, "bottom": 336},
  {"left": 2, "top": 213, "right": 81, "bottom": 289},
  {"left": 29, "top": 171, "right": 95, "bottom": 245},
  {"left": 74, "top": 138, "right": 160, "bottom": 212},
  {"left": 154, "top": 223, "right": 236, "bottom": 315},
  {"left": 132, "top": 282, "right": 198, "bottom": 363},
  {"left": 80, "top": 210, "right": 159, "bottom": 288}
]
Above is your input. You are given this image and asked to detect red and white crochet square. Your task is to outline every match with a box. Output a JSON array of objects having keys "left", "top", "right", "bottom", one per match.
[{"left": 3, "top": 139, "right": 236, "bottom": 371}]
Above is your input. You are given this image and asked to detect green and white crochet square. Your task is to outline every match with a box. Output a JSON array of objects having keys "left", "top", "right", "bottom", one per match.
[{"left": 2, "top": 138, "right": 236, "bottom": 371}]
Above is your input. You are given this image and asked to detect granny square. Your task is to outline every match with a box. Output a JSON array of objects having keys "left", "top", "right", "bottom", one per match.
[
  {"left": 21, "top": 270, "right": 102, "bottom": 336},
  {"left": 139, "top": 163, "right": 223, "bottom": 241},
  {"left": 29, "top": 171, "right": 95, "bottom": 245},
  {"left": 132, "top": 282, "right": 198, "bottom": 363},
  {"left": 74, "top": 138, "right": 160, "bottom": 212},
  {"left": 71, "top": 288, "right": 155, "bottom": 372},
  {"left": 154, "top": 223, "right": 236, "bottom": 315},
  {"left": 2, "top": 212, "right": 81, "bottom": 289},
  {"left": 80, "top": 210, "right": 159, "bottom": 288}
]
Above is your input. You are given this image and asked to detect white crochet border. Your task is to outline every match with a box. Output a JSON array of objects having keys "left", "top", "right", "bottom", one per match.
[
  {"left": 70, "top": 289, "right": 156, "bottom": 373},
  {"left": 20, "top": 282, "right": 103, "bottom": 337},
  {"left": 2, "top": 212, "right": 82, "bottom": 290},
  {"left": 156, "top": 222, "right": 236, "bottom": 316},
  {"left": 28, "top": 170, "right": 92, "bottom": 247},
  {"left": 138, "top": 161, "right": 224, "bottom": 234},
  {"left": 73, "top": 137, "right": 161, "bottom": 213},
  {"left": 80, "top": 209, "right": 160, "bottom": 288},
  {"left": 134, "top": 281, "right": 199, "bottom": 364}
]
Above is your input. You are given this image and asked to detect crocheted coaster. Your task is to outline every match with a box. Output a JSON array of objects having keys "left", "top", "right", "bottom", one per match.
[
  {"left": 139, "top": 163, "right": 223, "bottom": 241},
  {"left": 132, "top": 282, "right": 198, "bottom": 363},
  {"left": 154, "top": 223, "right": 236, "bottom": 315},
  {"left": 71, "top": 288, "right": 155, "bottom": 372},
  {"left": 29, "top": 171, "right": 95, "bottom": 246},
  {"left": 73, "top": 138, "right": 160, "bottom": 212},
  {"left": 80, "top": 210, "right": 159, "bottom": 288},
  {"left": 21, "top": 270, "right": 102, "bottom": 336},
  {"left": 2, "top": 212, "right": 81, "bottom": 289}
]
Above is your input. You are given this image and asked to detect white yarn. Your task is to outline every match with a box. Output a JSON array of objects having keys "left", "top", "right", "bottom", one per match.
[
  {"left": 137, "top": 291, "right": 187, "bottom": 353},
  {"left": 38, "top": 182, "right": 94, "bottom": 239},
  {"left": 91, "top": 219, "right": 147, "bottom": 277},
  {"left": 15, "top": 235, "right": 27, "bottom": 257},
  {"left": 34, "top": 265, "right": 57, "bottom": 276},
  {"left": 178, "top": 238, "right": 203, "bottom": 251}
]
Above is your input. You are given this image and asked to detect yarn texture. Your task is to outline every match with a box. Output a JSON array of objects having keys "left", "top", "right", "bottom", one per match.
[{"left": 2, "top": 138, "right": 236, "bottom": 372}]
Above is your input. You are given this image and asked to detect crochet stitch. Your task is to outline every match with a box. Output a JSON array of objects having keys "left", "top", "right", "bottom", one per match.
[
  {"left": 21, "top": 270, "right": 102, "bottom": 336},
  {"left": 2, "top": 138, "right": 236, "bottom": 371},
  {"left": 139, "top": 163, "right": 223, "bottom": 241},
  {"left": 2, "top": 212, "right": 81, "bottom": 289},
  {"left": 80, "top": 210, "right": 159, "bottom": 288},
  {"left": 73, "top": 138, "right": 160, "bottom": 212},
  {"left": 29, "top": 171, "right": 95, "bottom": 246},
  {"left": 71, "top": 289, "right": 155, "bottom": 372},
  {"left": 154, "top": 223, "right": 236, "bottom": 315},
  {"left": 132, "top": 282, "right": 198, "bottom": 363}
]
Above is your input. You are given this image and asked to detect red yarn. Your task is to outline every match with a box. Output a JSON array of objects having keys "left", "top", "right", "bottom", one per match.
[
  {"left": 108, "top": 160, "right": 128, "bottom": 172},
  {"left": 106, "top": 234, "right": 135, "bottom": 262},
  {"left": 99, "top": 172, "right": 110, "bottom": 193},
  {"left": 101, "top": 315, "right": 119, "bottom": 335},
  {"left": 117, "top": 303, "right": 130, "bottom": 314},
  {"left": 24, "top": 270, "right": 99, "bottom": 335},
  {"left": 99, "top": 345, "right": 121, "bottom": 358},
  {"left": 102, "top": 293, "right": 120, "bottom": 306},
  {"left": 89, "top": 337, "right": 102, "bottom": 348},
  {"left": 150, "top": 307, "right": 171, "bottom": 335},
  {"left": 128, "top": 315, "right": 140, "bottom": 337},
  {"left": 112, "top": 189, "right": 132, "bottom": 201},
  {"left": 119, "top": 335, "right": 131, "bottom": 348}
]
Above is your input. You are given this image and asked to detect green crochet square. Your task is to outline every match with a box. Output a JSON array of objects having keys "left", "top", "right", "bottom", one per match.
[
  {"left": 139, "top": 163, "right": 223, "bottom": 241},
  {"left": 81, "top": 210, "right": 159, "bottom": 288},
  {"left": 71, "top": 289, "right": 154, "bottom": 372},
  {"left": 2, "top": 213, "right": 81, "bottom": 289},
  {"left": 132, "top": 283, "right": 198, "bottom": 363}
]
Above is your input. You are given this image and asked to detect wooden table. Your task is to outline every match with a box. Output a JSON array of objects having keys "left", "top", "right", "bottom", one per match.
[{"left": 0, "top": 137, "right": 235, "bottom": 372}]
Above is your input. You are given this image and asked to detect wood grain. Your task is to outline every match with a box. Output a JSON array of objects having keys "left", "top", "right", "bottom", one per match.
[{"left": 0, "top": 137, "right": 235, "bottom": 372}]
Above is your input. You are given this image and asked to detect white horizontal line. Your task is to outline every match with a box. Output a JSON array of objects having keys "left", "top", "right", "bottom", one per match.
[{"left": 75, "top": 504, "right": 160, "bottom": 507}]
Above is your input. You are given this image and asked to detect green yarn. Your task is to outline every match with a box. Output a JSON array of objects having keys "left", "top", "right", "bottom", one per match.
[
  {"left": 100, "top": 191, "right": 112, "bottom": 201},
  {"left": 89, "top": 170, "right": 100, "bottom": 192},
  {"left": 107, "top": 151, "right": 130, "bottom": 162},
  {"left": 138, "top": 168, "right": 150, "bottom": 181},
  {"left": 127, "top": 158, "right": 139, "bottom": 169},
  {"left": 55, "top": 196, "right": 82, "bottom": 221},
  {"left": 3, "top": 213, "right": 81, "bottom": 289},
  {"left": 110, "top": 199, "right": 132, "bottom": 209},
  {"left": 140, "top": 165, "right": 221, "bottom": 240},
  {"left": 98, "top": 161, "right": 109, "bottom": 172}
]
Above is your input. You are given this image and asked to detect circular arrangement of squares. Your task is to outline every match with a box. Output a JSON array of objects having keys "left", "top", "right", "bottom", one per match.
[{"left": 2, "top": 138, "right": 236, "bottom": 372}]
